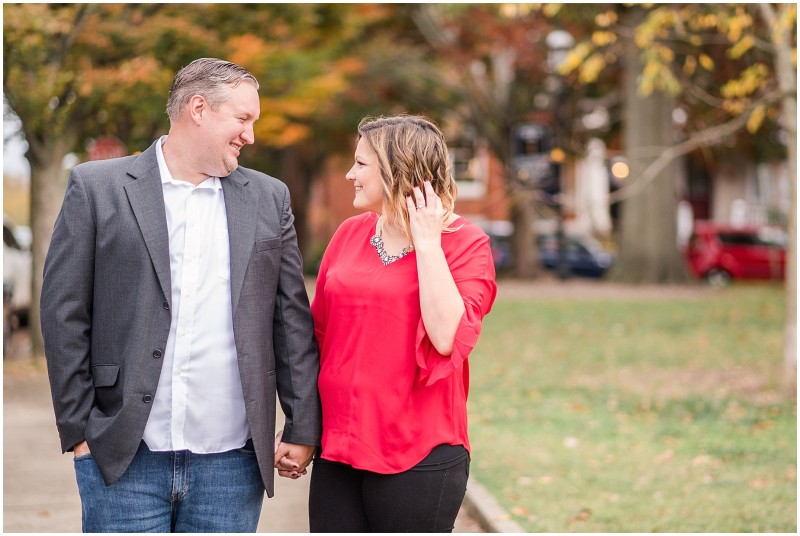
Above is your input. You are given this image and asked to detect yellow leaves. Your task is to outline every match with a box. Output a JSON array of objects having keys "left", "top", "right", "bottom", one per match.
[
  {"left": 591, "top": 31, "right": 617, "bottom": 47},
  {"left": 542, "top": 3, "right": 562, "bottom": 18},
  {"left": 727, "top": 35, "right": 755, "bottom": 59},
  {"left": 778, "top": 4, "right": 797, "bottom": 34},
  {"left": 557, "top": 41, "right": 592, "bottom": 76},
  {"left": 746, "top": 105, "right": 766, "bottom": 134},
  {"left": 723, "top": 11, "right": 753, "bottom": 43},
  {"left": 698, "top": 54, "right": 715, "bottom": 71},
  {"left": 578, "top": 52, "right": 607, "bottom": 84},
  {"left": 720, "top": 63, "right": 770, "bottom": 98},
  {"left": 657, "top": 45, "right": 674, "bottom": 63},
  {"left": 594, "top": 10, "right": 617, "bottom": 28},
  {"left": 640, "top": 55, "right": 681, "bottom": 97},
  {"left": 688, "top": 13, "right": 718, "bottom": 31},
  {"left": 683, "top": 55, "right": 697, "bottom": 75}
]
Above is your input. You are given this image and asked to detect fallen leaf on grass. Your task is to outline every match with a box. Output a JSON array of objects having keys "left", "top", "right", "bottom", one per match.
[
  {"left": 691, "top": 455, "right": 713, "bottom": 467},
  {"left": 753, "top": 420, "right": 774, "bottom": 431},
  {"left": 566, "top": 508, "right": 592, "bottom": 525},
  {"left": 655, "top": 449, "right": 674, "bottom": 463},
  {"left": 511, "top": 506, "right": 529, "bottom": 516}
]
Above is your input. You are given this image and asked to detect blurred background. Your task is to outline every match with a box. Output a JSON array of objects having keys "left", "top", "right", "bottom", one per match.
[{"left": 3, "top": 3, "right": 796, "bottom": 532}]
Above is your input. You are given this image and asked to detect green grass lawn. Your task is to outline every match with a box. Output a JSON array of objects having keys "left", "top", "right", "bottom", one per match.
[{"left": 468, "top": 283, "right": 796, "bottom": 532}]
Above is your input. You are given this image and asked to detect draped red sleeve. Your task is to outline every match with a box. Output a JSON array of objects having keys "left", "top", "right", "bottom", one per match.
[{"left": 415, "top": 239, "right": 496, "bottom": 387}]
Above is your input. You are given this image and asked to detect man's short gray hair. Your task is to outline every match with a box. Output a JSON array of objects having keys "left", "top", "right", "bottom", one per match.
[{"left": 166, "top": 58, "right": 260, "bottom": 122}]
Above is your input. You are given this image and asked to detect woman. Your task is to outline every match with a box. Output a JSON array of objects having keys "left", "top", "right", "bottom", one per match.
[{"left": 309, "top": 114, "right": 497, "bottom": 532}]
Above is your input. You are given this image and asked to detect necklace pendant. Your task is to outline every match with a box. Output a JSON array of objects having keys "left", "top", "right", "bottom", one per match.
[{"left": 370, "top": 221, "right": 412, "bottom": 266}]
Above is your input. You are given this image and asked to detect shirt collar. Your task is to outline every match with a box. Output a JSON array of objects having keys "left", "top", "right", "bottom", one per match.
[{"left": 156, "top": 136, "right": 221, "bottom": 191}]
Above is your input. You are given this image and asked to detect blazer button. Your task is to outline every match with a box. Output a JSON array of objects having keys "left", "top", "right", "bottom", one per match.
[
  {"left": 162, "top": 301, "right": 170, "bottom": 310},
  {"left": 152, "top": 350, "right": 162, "bottom": 359},
  {"left": 143, "top": 395, "right": 153, "bottom": 403}
]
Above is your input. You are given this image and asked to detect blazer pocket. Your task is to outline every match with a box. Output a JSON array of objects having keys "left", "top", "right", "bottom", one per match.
[
  {"left": 92, "top": 364, "right": 120, "bottom": 388},
  {"left": 256, "top": 237, "right": 281, "bottom": 252}
]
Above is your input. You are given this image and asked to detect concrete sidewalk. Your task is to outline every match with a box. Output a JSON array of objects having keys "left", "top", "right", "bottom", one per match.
[{"left": 3, "top": 351, "right": 486, "bottom": 533}]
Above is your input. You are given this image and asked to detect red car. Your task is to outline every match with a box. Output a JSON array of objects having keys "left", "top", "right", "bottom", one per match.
[{"left": 685, "top": 221, "right": 787, "bottom": 286}]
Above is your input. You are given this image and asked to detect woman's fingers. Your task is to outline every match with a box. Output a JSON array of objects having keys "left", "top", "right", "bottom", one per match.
[{"left": 413, "top": 185, "right": 426, "bottom": 210}]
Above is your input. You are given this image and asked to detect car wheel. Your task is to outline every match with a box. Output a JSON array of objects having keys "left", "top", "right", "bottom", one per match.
[{"left": 706, "top": 268, "right": 731, "bottom": 287}]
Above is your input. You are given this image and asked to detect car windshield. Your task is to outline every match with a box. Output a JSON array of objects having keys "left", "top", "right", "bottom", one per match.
[{"left": 718, "top": 230, "right": 785, "bottom": 247}]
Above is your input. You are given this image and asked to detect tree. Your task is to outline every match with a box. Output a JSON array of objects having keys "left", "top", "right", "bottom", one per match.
[
  {"left": 556, "top": 3, "right": 796, "bottom": 381},
  {"left": 3, "top": 4, "right": 204, "bottom": 354},
  {"left": 3, "top": 3, "right": 448, "bottom": 353},
  {"left": 408, "top": 3, "right": 558, "bottom": 277}
]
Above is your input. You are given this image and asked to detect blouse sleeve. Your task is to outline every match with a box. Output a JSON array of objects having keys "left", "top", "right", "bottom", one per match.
[{"left": 415, "top": 231, "right": 497, "bottom": 386}]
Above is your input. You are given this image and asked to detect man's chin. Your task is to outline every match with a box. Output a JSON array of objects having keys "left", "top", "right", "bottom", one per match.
[{"left": 218, "top": 160, "right": 238, "bottom": 177}]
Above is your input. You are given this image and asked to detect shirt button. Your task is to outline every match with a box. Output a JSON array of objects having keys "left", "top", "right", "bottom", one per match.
[
  {"left": 143, "top": 395, "right": 153, "bottom": 403},
  {"left": 152, "top": 350, "right": 162, "bottom": 359},
  {"left": 163, "top": 301, "right": 170, "bottom": 310}
]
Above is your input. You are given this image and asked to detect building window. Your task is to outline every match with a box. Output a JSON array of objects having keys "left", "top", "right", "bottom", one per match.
[{"left": 449, "top": 145, "right": 486, "bottom": 200}]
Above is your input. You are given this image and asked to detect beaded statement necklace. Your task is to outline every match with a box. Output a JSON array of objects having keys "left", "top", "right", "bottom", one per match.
[{"left": 370, "top": 218, "right": 414, "bottom": 266}]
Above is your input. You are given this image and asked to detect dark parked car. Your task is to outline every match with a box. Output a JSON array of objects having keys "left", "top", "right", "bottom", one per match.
[
  {"left": 537, "top": 233, "right": 614, "bottom": 278},
  {"left": 479, "top": 220, "right": 615, "bottom": 277},
  {"left": 685, "top": 220, "right": 786, "bottom": 286},
  {"left": 3, "top": 215, "right": 32, "bottom": 327}
]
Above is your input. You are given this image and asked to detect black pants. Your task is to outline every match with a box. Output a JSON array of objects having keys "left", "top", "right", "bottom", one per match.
[{"left": 308, "top": 454, "right": 470, "bottom": 532}]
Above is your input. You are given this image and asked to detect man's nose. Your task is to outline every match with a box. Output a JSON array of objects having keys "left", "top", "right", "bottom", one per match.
[{"left": 241, "top": 124, "right": 255, "bottom": 145}]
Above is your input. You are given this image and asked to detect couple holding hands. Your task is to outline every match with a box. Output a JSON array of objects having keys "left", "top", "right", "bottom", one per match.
[{"left": 41, "top": 58, "right": 496, "bottom": 533}]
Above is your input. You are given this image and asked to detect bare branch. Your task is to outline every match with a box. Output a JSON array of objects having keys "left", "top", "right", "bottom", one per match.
[
  {"left": 47, "top": 4, "right": 97, "bottom": 69},
  {"left": 609, "top": 90, "right": 784, "bottom": 204}
]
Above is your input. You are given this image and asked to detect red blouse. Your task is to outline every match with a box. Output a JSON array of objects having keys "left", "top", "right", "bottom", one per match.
[{"left": 311, "top": 212, "right": 497, "bottom": 474}]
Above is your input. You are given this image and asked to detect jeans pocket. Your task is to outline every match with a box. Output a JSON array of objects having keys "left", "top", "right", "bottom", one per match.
[{"left": 74, "top": 452, "right": 93, "bottom": 462}]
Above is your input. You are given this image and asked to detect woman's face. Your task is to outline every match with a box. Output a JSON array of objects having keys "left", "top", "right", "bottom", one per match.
[{"left": 345, "top": 137, "right": 384, "bottom": 213}]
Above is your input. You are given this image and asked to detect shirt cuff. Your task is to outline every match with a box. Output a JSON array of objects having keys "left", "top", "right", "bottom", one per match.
[{"left": 415, "top": 300, "right": 482, "bottom": 386}]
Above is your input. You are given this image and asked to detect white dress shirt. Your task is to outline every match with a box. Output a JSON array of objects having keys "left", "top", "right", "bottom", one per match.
[{"left": 143, "top": 136, "right": 249, "bottom": 453}]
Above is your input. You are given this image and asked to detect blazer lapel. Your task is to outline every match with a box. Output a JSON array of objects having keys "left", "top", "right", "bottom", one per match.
[
  {"left": 221, "top": 170, "right": 257, "bottom": 315},
  {"left": 124, "top": 141, "right": 172, "bottom": 303}
]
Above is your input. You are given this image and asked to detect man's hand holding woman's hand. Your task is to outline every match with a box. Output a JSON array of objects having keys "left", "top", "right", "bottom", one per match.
[{"left": 273, "top": 430, "right": 314, "bottom": 479}]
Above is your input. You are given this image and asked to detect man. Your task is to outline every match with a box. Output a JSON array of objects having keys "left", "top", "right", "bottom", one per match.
[{"left": 40, "top": 58, "right": 320, "bottom": 532}]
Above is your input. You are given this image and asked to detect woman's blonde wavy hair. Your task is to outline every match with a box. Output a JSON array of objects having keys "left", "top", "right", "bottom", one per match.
[{"left": 357, "top": 114, "right": 458, "bottom": 241}]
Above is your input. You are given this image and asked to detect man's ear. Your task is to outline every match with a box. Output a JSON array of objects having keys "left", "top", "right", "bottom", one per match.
[{"left": 188, "top": 95, "right": 206, "bottom": 125}]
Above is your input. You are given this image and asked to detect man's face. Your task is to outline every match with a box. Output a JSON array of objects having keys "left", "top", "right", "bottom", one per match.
[{"left": 199, "top": 82, "right": 260, "bottom": 177}]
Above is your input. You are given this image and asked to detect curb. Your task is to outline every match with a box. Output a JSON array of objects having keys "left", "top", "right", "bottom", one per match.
[{"left": 463, "top": 478, "right": 525, "bottom": 533}]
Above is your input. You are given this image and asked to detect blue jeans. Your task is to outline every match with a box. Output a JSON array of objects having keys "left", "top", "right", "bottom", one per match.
[{"left": 74, "top": 441, "right": 264, "bottom": 532}]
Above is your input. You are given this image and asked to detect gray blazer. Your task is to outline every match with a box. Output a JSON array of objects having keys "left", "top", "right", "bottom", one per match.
[{"left": 40, "top": 140, "right": 321, "bottom": 497}]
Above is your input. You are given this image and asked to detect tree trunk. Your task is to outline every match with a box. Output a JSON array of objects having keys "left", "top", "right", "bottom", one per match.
[
  {"left": 782, "top": 113, "right": 796, "bottom": 395},
  {"left": 279, "top": 145, "right": 313, "bottom": 269},
  {"left": 768, "top": 5, "right": 797, "bottom": 393},
  {"left": 610, "top": 8, "right": 691, "bottom": 285},
  {"left": 509, "top": 188, "right": 540, "bottom": 278},
  {"left": 28, "top": 134, "right": 75, "bottom": 357}
]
